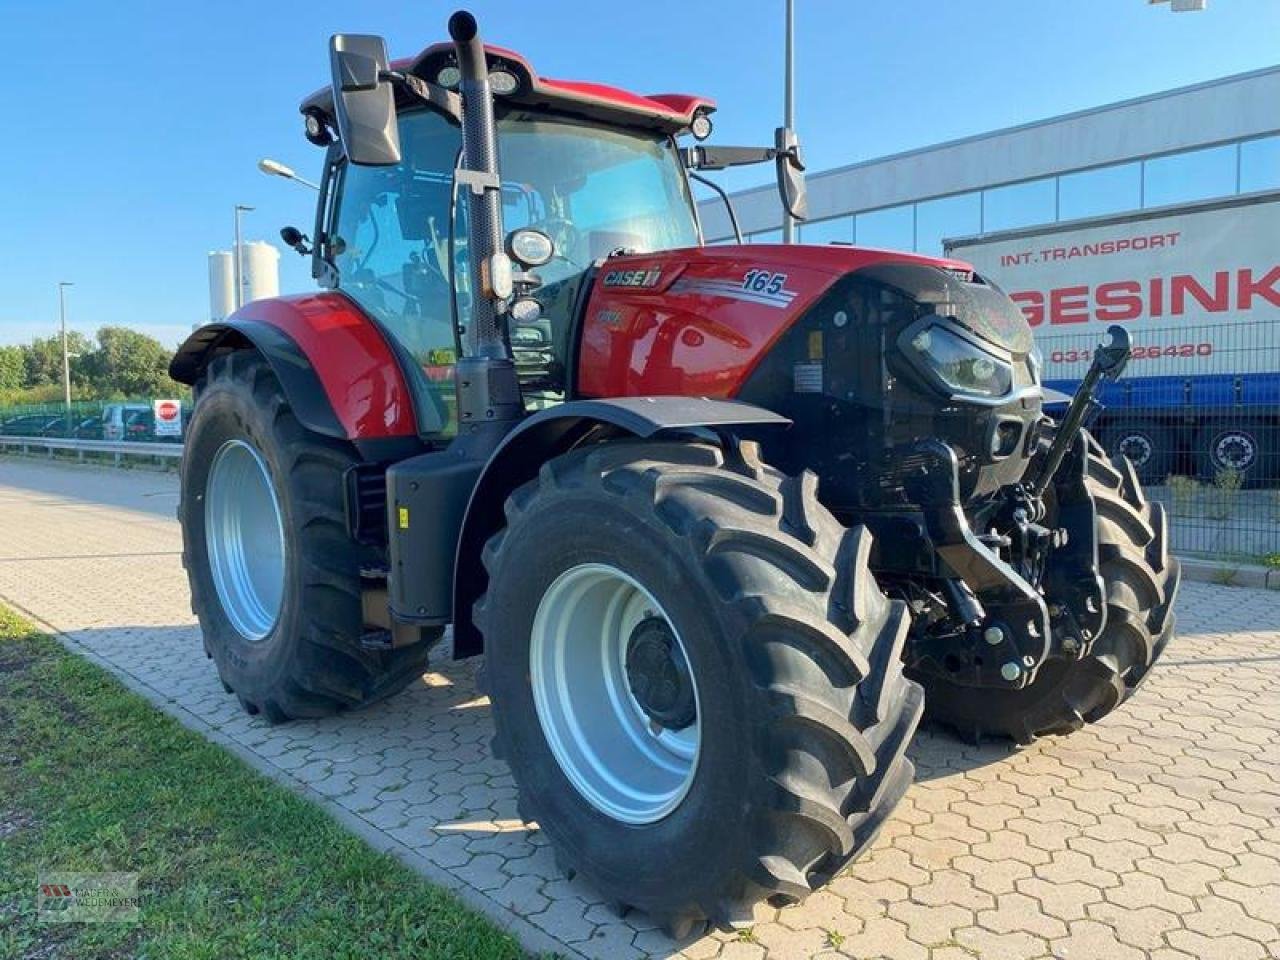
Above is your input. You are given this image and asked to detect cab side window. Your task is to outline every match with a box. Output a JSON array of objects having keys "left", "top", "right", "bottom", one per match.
[{"left": 331, "top": 109, "right": 461, "bottom": 435}]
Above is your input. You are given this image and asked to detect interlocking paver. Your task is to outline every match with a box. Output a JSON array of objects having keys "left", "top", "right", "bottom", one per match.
[{"left": 3, "top": 456, "right": 1279, "bottom": 960}]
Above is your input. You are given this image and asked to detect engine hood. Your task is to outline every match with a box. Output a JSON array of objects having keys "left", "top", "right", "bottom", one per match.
[{"left": 576, "top": 243, "right": 981, "bottom": 398}]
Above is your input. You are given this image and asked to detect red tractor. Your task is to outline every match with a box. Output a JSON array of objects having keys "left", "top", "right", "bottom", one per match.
[{"left": 172, "top": 11, "right": 1180, "bottom": 937}]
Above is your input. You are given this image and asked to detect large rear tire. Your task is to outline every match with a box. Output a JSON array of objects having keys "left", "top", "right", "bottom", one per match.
[
  {"left": 919, "top": 439, "right": 1181, "bottom": 744},
  {"left": 179, "top": 351, "right": 433, "bottom": 722},
  {"left": 477, "top": 439, "right": 923, "bottom": 936}
]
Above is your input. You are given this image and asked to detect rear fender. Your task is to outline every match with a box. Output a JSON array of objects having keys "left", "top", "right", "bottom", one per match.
[
  {"left": 170, "top": 292, "right": 417, "bottom": 441},
  {"left": 447, "top": 397, "right": 789, "bottom": 657}
]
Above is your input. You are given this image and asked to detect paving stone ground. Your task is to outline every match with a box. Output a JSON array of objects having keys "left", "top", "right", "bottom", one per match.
[{"left": 1, "top": 456, "right": 1278, "bottom": 960}]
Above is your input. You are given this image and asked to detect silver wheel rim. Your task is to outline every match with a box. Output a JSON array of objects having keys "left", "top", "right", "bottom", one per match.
[
  {"left": 530, "top": 563, "right": 701, "bottom": 824},
  {"left": 205, "top": 439, "right": 286, "bottom": 641},
  {"left": 1214, "top": 432, "right": 1256, "bottom": 470},
  {"left": 1119, "top": 434, "right": 1153, "bottom": 467}
]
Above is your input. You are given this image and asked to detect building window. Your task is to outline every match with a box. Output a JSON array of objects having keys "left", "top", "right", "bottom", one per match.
[
  {"left": 1057, "top": 162, "right": 1142, "bottom": 221},
  {"left": 1240, "top": 135, "right": 1280, "bottom": 194},
  {"left": 855, "top": 204, "right": 914, "bottom": 252},
  {"left": 983, "top": 178, "right": 1056, "bottom": 232},
  {"left": 1142, "top": 144, "right": 1237, "bottom": 209},
  {"left": 800, "top": 216, "right": 853, "bottom": 245},
  {"left": 915, "top": 192, "right": 981, "bottom": 254}
]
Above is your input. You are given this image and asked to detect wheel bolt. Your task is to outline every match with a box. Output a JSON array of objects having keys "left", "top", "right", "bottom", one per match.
[
  {"left": 1001, "top": 661, "right": 1022, "bottom": 682},
  {"left": 1061, "top": 635, "right": 1078, "bottom": 654},
  {"left": 983, "top": 626, "right": 1004, "bottom": 646}
]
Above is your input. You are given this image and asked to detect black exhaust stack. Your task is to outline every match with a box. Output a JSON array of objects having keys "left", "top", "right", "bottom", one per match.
[{"left": 449, "top": 10, "right": 522, "bottom": 441}]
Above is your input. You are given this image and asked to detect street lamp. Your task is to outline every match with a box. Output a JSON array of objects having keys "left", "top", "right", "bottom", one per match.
[
  {"left": 782, "top": 0, "right": 796, "bottom": 244},
  {"left": 233, "top": 204, "right": 255, "bottom": 311},
  {"left": 58, "top": 281, "right": 74, "bottom": 433},
  {"left": 258, "top": 158, "right": 320, "bottom": 190}
]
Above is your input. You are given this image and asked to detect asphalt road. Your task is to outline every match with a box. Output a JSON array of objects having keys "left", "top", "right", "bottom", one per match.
[{"left": 1, "top": 456, "right": 1277, "bottom": 960}]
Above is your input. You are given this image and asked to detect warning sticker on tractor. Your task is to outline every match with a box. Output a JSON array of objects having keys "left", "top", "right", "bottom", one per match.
[
  {"left": 153, "top": 399, "right": 182, "bottom": 438},
  {"left": 793, "top": 361, "right": 823, "bottom": 393}
]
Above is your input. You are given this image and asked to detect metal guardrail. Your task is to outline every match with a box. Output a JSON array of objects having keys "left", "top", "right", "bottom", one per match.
[{"left": 0, "top": 435, "right": 183, "bottom": 462}]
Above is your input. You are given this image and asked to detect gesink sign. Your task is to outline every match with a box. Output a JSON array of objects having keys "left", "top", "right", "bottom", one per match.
[
  {"left": 948, "top": 197, "right": 1280, "bottom": 379},
  {"left": 154, "top": 399, "right": 182, "bottom": 438}
]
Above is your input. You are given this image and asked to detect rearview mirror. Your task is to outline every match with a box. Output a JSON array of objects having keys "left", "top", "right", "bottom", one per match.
[
  {"left": 774, "top": 126, "right": 808, "bottom": 222},
  {"left": 329, "top": 34, "right": 401, "bottom": 166}
]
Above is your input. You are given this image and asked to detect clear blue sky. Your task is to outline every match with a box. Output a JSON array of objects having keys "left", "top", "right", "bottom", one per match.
[{"left": 2, "top": 0, "right": 1277, "bottom": 348}]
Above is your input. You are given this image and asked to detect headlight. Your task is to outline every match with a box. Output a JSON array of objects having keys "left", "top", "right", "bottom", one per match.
[{"left": 909, "top": 325, "right": 1013, "bottom": 399}]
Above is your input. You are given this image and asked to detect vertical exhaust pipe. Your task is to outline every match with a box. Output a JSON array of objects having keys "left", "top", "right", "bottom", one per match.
[
  {"left": 449, "top": 10, "right": 522, "bottom": 437},
  {"left": 450, "top": 10, "right": 507, "bottom": 359}
]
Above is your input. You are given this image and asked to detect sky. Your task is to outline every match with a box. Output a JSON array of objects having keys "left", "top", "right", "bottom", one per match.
[{"left": 1, "top": 0, "right": 1277, "bottom": 348}]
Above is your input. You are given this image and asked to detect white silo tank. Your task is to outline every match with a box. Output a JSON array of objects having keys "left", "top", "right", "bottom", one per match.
[
  {"left": 208, "top": 250, "right": 235, "bottom": 323},
  {"left": 241, "top": 241, "right": 281, "bottom": 305}
]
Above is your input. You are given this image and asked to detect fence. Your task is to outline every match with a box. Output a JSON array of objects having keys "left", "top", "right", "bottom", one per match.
[
  {"left": 0, "top": 399, "right": 189, "bottom": 446},
  {"left": 1039, "top": 320, "right": 1279, "bottom": 562}
]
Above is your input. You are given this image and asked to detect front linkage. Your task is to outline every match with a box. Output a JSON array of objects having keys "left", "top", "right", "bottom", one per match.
[{"left": 879, "top": 326, "right": 1134, "bottom": 692}]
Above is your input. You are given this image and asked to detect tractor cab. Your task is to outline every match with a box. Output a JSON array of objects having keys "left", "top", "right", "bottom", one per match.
[{"left": 298, "top": 42, "right": 723, "bottom": 434}]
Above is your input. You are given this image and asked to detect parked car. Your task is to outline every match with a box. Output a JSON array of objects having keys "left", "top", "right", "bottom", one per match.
[
  {"left": 0, "top": 413, "right": 63, "bottom": 437},
  {"left": 102, "top": 403, "right": 150, "bottom": 441},
  {"left": 73, "top": 416, "right": 104, "bottom": 439}
]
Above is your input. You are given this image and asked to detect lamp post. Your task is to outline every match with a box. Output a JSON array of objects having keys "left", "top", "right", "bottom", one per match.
[
  {"left": 782, "top": 0, "right": 796, "bottom": 244},
  {"left": 233, "top": 204, "right": 255, "bottom": 310},
  {"left": 58, "top": 281, "right": 74, "bottom": 433},
  {"left": 258, "top": 158, "right": 320, "bottom": 190}
]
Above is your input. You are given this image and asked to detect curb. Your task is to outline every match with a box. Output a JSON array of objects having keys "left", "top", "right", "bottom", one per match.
[{"left": 1177, "top": 556, "right": 1280, "bottom": 590}]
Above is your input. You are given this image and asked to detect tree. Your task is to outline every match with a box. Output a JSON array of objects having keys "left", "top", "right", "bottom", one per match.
[
  {"left": 0, "top": 345, "right": 23, "bottom": 391},
  {"left": 21, "top": 332, "right": 94, "bottom": 389},
  {"left": 84, "top": 326, "right": 180, "bottom": 398}
]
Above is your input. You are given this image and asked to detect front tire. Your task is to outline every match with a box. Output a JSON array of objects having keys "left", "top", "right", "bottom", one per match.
[
  {"left": 180, "top": 351, "right": 433, "bottom": 721},
  {"left": 477, "top": 439, "right": 922, "bottom": 936},
  {"left": 920, "top": 439, "right": 1181, "bottom": 743}
]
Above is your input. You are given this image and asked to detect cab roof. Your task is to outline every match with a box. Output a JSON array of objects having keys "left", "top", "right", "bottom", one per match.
[{"left": 302, "top": 41, "right": 715, "bottom": 137}]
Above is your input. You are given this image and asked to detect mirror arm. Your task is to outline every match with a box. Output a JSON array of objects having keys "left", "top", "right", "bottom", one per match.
[
  {"left": 380, "top": 70, "right": 463, "bottom": 121},
  {"left": 682, "top": 145, "right": 777, "bottom": 171}
]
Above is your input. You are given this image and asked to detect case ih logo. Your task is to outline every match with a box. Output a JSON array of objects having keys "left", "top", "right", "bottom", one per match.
[{"left": 603, "top": 268, "right": 662, "bottom": 288}]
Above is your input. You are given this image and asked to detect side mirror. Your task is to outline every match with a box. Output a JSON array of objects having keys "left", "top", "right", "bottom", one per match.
[
  {"left": 774, "top": 126, "right": 808, "bottom": 222},
  {"left": 280, "top": 226, "right": 311, "bottom": 256},
  {"left": 329, "top": 34, "right": 401, "bottom": 166}
]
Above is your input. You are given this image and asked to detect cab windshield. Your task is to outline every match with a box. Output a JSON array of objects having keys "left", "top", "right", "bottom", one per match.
[
  {"left": 329, "top": 108, "right": 699, "bottom": 435},
  {"left": 495, "top": 111, "right": 700, "bottom": 282}
]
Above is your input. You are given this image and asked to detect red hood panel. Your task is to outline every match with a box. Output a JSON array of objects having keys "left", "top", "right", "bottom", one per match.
[{"left": 577, "top": 244, "right": 971, "bottom": 398}]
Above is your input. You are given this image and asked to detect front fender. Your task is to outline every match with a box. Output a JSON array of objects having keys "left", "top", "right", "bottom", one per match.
[{"left": 449, "top": 397, "right": 789, "bottom": 657}]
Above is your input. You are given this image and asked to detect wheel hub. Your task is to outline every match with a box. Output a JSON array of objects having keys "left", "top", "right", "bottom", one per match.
[{"left": 625, "top": 617, "right": 697, "bottom": 731}]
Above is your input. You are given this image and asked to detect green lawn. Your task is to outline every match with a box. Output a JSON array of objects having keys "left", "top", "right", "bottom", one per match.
[{"left": 0, "top": 607, "right": 525, "bottom": 959}]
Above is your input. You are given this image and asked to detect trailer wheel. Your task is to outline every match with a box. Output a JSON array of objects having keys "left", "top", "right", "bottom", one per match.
[
  {"left": 476, "top": 439, "right": 922, "bottom": 935},
  {"left": 1198, "top": 421, "right": 1275, "bottom": 485},
  {"left": 920, "top": 438, "right": 1180, "bottom": 744},
  {"left": 1101, "top": 419, "right": 1173, "bottom": 485},
  {"left": 180, "top": 351, "right": 434, "bottom": 722}
]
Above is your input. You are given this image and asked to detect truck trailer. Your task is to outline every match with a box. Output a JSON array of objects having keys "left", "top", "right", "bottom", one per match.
[{"left": 946, "top": 190, "right": 1280, "bottom": 485}]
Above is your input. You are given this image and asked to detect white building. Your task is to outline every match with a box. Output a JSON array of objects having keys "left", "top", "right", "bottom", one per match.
[{"left": 700, "top": 65, "right": 1280, "bottom": 250}]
